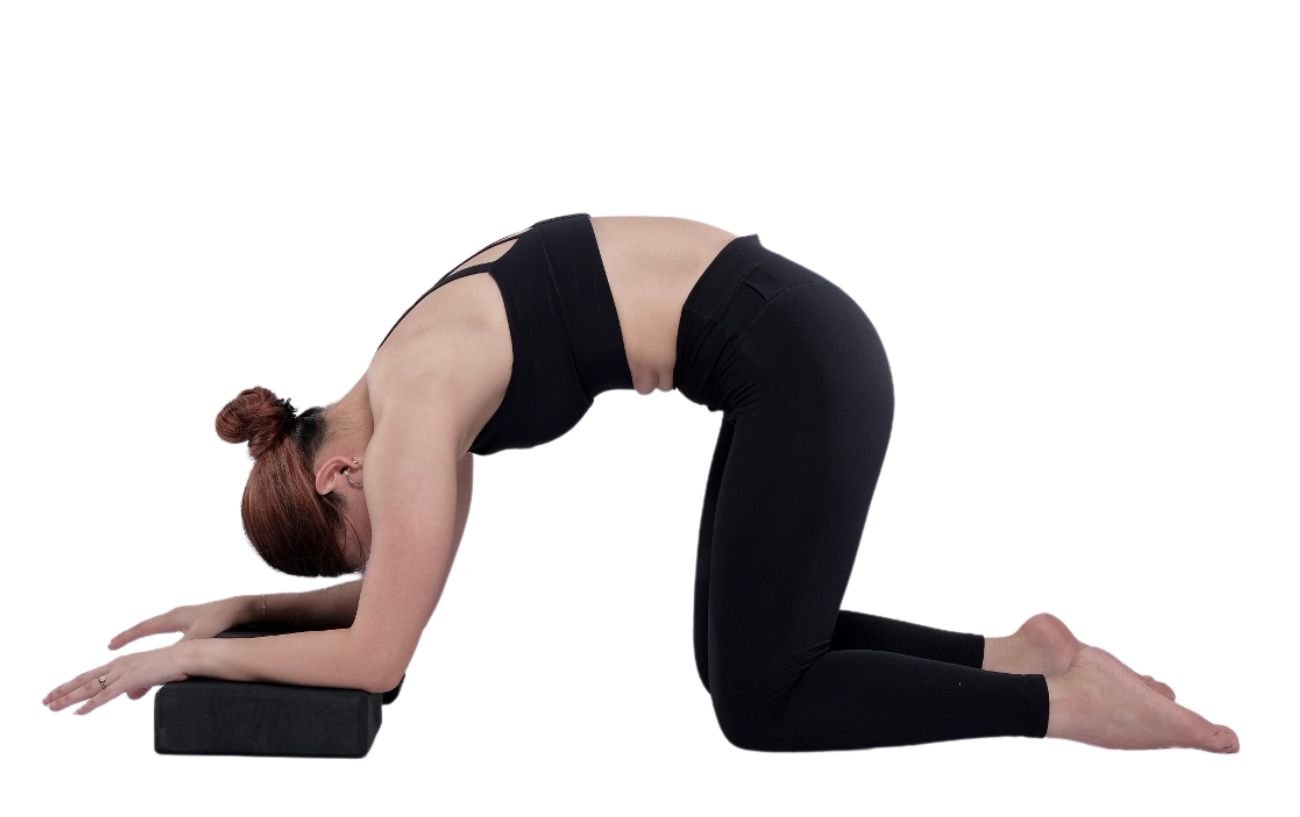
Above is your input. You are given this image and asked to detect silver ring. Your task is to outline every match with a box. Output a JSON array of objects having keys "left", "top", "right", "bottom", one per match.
[{"left": 97, "top": 675, "right": 108, "bottom": 690}]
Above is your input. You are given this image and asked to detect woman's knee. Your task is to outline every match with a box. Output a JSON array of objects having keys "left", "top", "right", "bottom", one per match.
[{"left": 710, "top": 688, "right": 793, "bottom": 752}]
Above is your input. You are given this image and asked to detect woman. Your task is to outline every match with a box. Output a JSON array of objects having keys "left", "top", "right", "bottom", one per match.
[{"left": 42, "top": 213, "right": 1239, "bottom": 753}]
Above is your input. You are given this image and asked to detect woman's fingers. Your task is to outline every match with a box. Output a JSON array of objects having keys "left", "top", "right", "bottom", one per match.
[
  {"left": 108, "top": 609, "right": 178, "bottom": 650},
  {"left": 46, "top": 646, "right": 187, "bottom": 715},
  {"left": 51, "top": 677, "right": 102, "bottom": 712},
  {"left": 44, "top": 645, "right": 190, "bottom": 715},
  {"left": 43, "top": 665, "right": 103, "bottom": 704},
  {"left": 43, "top": 663, "right": 111, "bottom": 709},
  {"left": 73, "top": 677, "right": 125, "bottom": 715}
]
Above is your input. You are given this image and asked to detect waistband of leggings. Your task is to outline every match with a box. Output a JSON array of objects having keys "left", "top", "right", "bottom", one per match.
[
  {"left": 681, "top": 233, "right": 767, "bottom": 320},
  {"left": 534, "top": 213, "right": 634, "bottom": 396},
  {"left": 673, "top": 233, "right": 772, "bottom": 410}
]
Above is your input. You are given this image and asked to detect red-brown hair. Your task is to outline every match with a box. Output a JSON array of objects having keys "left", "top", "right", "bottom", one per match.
[{"left": 215, "top": 386, "right": 353, "bottom": 577}]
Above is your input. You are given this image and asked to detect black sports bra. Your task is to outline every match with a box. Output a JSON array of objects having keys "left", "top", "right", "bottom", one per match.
[{"left": 375, "top": 213, "right": 634, "bottom": 455}]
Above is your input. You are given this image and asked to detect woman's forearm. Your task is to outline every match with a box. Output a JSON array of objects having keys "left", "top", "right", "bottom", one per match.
[
  {"left": 236, "top": 579, "right": 364, "bottom": 631},
  {"left": 182, "top": 626, "right": 386, "bottom": 693}
]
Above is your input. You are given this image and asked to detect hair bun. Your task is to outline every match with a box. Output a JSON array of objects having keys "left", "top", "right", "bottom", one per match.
[{"left": 216, "top": 386, "right": 297, "bottom": 458}]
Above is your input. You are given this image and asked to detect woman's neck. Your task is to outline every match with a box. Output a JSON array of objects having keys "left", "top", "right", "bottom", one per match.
[{"left": 324, "top": 376, "right": 374, "bottom": 451}]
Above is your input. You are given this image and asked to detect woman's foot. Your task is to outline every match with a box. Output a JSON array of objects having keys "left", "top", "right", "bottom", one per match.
[
  {"left": 1045, "top": 645, "right": 1239, "bottom": 753},
  {"left": 983, "top": 612, "right": 1176, "bottom": 700}
]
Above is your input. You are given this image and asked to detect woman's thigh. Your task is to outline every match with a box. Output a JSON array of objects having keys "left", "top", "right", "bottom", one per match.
[{"left": 703, "top": 278, "right": 896, "bottom": 713}]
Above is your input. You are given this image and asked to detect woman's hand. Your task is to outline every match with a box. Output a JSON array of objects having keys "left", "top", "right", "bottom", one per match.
[
  {"left": 108, "top": 597, "right": 249, "bottom": 651},
  {"left": 42, "top": 643, "right": 190, "bottom": 715},
  {"left": 48, "top": 597, "right": 249, "bottom": 705}
]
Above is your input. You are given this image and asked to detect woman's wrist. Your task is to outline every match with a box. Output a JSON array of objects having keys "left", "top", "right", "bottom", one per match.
[
  {"left": 232, "top": 593, "right": 265, "bottom": 626},
  {"left": 176, "top": 637, "right": 204, "bottom": 677}
]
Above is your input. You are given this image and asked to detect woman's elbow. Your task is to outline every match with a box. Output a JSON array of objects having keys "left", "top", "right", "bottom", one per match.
[
  {"left": 363, "top": 650, "right": 409, "bottom": 695},
  {"left": 364, "top": 666, "right": 403, "bottom": 695}
]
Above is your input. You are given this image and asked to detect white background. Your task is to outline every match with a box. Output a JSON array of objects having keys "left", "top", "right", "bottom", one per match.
[{"left": 5, "top": 1, "right": 1294, "bottom": 814}]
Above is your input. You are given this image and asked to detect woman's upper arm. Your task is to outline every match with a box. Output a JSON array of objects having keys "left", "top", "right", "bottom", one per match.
[
  {"left": 453, "top": 450, "right": 473, "bottom": 549},
  {"left": 350, "top": 385, "right": 464, "bottom": 691}
]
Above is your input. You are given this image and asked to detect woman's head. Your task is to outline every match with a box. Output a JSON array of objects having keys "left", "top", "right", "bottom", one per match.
[{"left": 216, "top": 385, "right": 367, "bottom": 577}]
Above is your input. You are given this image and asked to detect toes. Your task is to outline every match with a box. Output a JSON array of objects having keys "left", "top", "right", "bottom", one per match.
[
  {"left": 1204, "top": 726, "right": 1240, "bottom": 754},
  {"left": 1140, "top": 674, "right": 1177, "bottom": 701}
]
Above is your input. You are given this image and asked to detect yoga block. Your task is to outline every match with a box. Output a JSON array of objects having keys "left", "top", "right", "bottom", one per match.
[{"left": 154, "top": 622, "right": 404, "bottom": 758}]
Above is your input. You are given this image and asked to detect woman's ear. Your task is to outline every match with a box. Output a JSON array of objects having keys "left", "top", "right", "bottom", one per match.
[{"left": 314, "top": 454, "right": 354, "bottom": 496}]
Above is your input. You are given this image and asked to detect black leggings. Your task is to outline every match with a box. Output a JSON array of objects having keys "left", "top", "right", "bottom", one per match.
[{"left": 672, "top": 234, "right": 1050, "bottom": 751}]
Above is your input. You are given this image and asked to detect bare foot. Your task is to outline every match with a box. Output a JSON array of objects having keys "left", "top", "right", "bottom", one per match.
[
  {"left": 1045, "top": 645, "right": 1239, "bottom": 753},
  {"left": 985, "top": 612, "right": 1176, "bottom": 701}
]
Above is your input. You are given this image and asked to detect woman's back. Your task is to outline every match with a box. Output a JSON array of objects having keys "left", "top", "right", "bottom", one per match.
[{"left": 369, "top": 214, "right": 740, "bottom": 456}]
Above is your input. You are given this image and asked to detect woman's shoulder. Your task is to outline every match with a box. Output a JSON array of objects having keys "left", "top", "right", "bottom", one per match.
[{"left": 366, "top": 311, "right": 509, "bottom": 452}]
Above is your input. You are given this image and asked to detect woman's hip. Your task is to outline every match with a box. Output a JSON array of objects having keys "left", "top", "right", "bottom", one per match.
[{"left": 674, "top": 238, "right": 893, "bottom": 420}]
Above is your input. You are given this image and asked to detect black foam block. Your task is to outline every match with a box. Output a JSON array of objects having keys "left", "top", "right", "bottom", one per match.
[{"left": 154, "top": 622, "right": 403, "bottom": 758}]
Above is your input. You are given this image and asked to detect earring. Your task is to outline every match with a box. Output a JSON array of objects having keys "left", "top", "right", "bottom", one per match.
[{"left": 344, "top": 458, "right": 363, "bottom": 490}]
